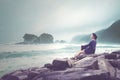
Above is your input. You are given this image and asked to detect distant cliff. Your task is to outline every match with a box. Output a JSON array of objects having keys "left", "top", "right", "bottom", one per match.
[
  {"left": 96, "top": 20, "right": 120, "bottom": 44},
  {"left": 71, "top": 20, "right": 120, "bottom": 44},
  {"left": 18, "top": 33, "right": 54, "bottom": 44},
  {"left": 71, "top": 34, "right": 90, "bottom": 43}
]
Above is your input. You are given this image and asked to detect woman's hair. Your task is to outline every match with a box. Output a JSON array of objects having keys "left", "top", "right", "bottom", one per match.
[{"left": 92, "top": 33, "right": 97, "bottom": 40}]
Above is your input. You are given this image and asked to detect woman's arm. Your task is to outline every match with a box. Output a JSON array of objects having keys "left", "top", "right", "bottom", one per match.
[
  {"left": 81, "top": 41, "right": 91, "bottom": 50},
  {"left": 84, "top": 40, "right": 96, "bottom": 54}
]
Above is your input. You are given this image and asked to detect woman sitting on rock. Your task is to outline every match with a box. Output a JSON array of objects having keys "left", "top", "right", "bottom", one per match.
[{"left": 73, "top": 33, "right": 97, "bottom": 60}]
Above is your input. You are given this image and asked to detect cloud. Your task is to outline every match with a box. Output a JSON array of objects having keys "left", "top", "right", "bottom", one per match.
[{"left": 0, "top": 0, "right": 120, "bottom": 43}]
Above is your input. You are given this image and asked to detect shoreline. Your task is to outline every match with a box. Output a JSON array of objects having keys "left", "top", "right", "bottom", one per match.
[{"left": 0, "top": 50, "right": 120, "bottom": 80}]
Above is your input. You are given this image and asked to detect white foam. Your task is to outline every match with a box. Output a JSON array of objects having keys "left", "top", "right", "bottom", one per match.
[{"left": 0, "top": 43, "right": 67, "bottom": 53}]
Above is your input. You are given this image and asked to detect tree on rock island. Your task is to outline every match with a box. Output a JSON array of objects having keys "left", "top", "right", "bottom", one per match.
[
  {"left": 22, "top": 33, "right": 54, "bottom": 44},
  {"left": 23, "top": 33, "right": 38, "bottom": 44},
  {"left": 38, "top": 33, "right": 54, "bottom": 43}
]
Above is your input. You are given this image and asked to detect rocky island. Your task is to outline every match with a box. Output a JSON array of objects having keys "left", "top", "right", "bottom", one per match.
[
  {"left": 18, "top": 33, "right": 54, "bottom": 44},
  {"left": 0, "top": 50, "right": 120, "bottom": 80},
  {"left": 17, "top": 33, "right": 67, "bottom": 44}
]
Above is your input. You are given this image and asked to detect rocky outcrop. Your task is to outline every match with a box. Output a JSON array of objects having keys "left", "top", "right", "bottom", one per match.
[
  {"left": 38, "top": 33, "right": 54, "bottom": 44},
  {"left": 18, "top": 33, "right": 54, "bottom": 44},
  {"left": 23, "top": 34, "right": 38, "bottom": 44},
  {"left": 1, "top": 50, "right": 120, "bottom": 80},
  {"left": 95, "top": 20, "right": 120, "bottom": 44}
]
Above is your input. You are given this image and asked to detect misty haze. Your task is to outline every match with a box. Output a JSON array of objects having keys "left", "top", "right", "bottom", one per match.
[{"left": 0, "top": 0, "right": 120, "bottom": 79}]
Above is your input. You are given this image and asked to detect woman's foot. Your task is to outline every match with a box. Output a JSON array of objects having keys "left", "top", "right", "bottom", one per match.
[{"left": 70, "top": 57, "right": 77, "bottom": 60}]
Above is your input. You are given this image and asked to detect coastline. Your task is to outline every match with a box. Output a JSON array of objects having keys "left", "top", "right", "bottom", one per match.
[{"left": 0, "top": 50, "right": 120, "bottom": 80}]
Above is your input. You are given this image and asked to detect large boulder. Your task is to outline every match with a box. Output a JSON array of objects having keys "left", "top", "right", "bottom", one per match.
[
  {"left": 116, "top": 69, "right": 120, "bottom": 80},
  {"left": 1, "top": 75, "right": 19, "bottom": 80},
  {"left": 73, "top": 57, "right": 99, "bottom": 70},
  {"left": 1, "top": 70, "right": 28, "bottom": 80},
  {"left": 39, "top": 69, "right": 110, "bottom": 80},
  {"left": 108, "top": 59, "right": 120, "bottom": 69},
  {"left": 105, "top": 53, "right": 117, "bottom": 59},
  {"left": 98, "top": 59, "right": 116, "bottom": 79},
  {"left": 52, "top": 58, "right": 70, "bottom": 70}
]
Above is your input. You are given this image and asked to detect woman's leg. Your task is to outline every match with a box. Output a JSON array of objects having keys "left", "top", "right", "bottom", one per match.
[
  {"left": 71, "top": 47, "right": 85, "bottom": 60},
  {"left": 76, "top": 53, "right": 87, "bottom": 60},
  {"left": 75, "top": 50, "right": 84, "bottom": 57},
  {"left": 72, "top": 50, "right": 85, "bottom": 60}
]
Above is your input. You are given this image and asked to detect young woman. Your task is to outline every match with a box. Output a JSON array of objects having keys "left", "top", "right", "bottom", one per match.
[{"left": 74, "top": 33, "right": 97, "bottom": 59}]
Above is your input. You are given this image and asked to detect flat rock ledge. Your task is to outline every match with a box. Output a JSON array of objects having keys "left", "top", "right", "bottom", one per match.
[{"left": 1, "top": 50, "right": 120, "bottom": 80}]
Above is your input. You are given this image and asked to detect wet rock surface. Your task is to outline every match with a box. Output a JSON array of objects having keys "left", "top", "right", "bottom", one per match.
[{"left": 1, "top": 50, "right": 120, "bottom": 80}]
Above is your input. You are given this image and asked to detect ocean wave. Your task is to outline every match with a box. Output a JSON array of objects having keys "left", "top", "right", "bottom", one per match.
[
  {"left": 0, "top": 43, "right": 120, "bottom": 77},
  {"left": 0, "top": 43, "right": 67, "bottom": 53},
  {"left": 0, "top": 43, "right": 119, "bottom": 53}
]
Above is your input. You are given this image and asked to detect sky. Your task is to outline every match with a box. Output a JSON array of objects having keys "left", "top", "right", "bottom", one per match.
[{"left": 0, "top": 0, "right": 120, "bottom": 44}]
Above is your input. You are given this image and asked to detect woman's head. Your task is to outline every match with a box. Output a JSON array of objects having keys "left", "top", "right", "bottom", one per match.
[{"left": 90, "top": 33, "right": 97, "bottom": 40}]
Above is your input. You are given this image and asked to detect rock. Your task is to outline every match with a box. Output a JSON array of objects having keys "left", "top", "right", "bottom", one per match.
[
  {"left": 28, "top": 67, "right": 49, "bottom": 73},
  {"left": 27, "top": 71, "right": 40, "bottom": 80},
  {"left": 105, "top": 53, "right": 117, "bottom": 59},
  {"left": 42, "top": 69, "right": 110, "bottom": 80},
  {"left": 116, "top": 69, "right": 120, "bottom": 80},
  {"left": 111, "top": 50, "right": 120, "bottom": 59},
  {"left": 108, "top": 60, "right": 118, "bottom": 67},
  {"left": 33, "top": 77, "right": 43, "bottom": 80},
  {"left": 28, "top": 68, "right": 49, "bottom": 80},
  {"left": 41, "top": 68, "right": 85, "bottom": 80},
  {"left": 11, "top": 70, "right": 28, "bottom": 80},
  {"left": 104, "top": 50, "right": 120, "bottom": 60},
  {"left": 112, "top": 50, "right": 120, "bottom": 54},
  {"left": 66, "top": 59, "right": 76, "bottom": 68},
  {"left": 87, "top": 54, "right": 100, "bottom": 57},
  {"left": 1, "top": 70, "right": 28, "bottom": 80},
  {"left": 52, "top": 58, "right": 70, "bottom": 70},
  {"left": 72, "top": 70, "right": 110, "bottom": 80},
  {"left": 74, "top": 57, "right": 99, "bottom": 70},
  {"left": 1, "top": 74, "right": 19, "bottom": 80},
  {"left": 44, "top": 63, "right": 54, "bottom": 69},
  {"left": 108, "top": 59, "right": 120, "bottom": 69},
  {"left": 98, "top": 59, "right": 116, "bottom": 79}
]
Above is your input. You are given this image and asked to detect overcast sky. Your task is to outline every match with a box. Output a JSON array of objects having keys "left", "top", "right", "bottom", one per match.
[{"left": 0, "top": 0, "right": 120, "bottom": 43}]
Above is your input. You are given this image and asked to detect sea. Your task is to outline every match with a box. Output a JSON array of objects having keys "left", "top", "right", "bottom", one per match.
[{"left": 0, "top": 43, "right": 120, "bottom": 77}]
